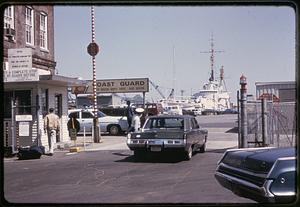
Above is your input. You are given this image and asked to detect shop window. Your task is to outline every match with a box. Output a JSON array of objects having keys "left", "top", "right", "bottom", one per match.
[
  {"left": 15, "top": 90, "right": 32, "bottom": 115},
  {"left": 4, "top": 90, "right": 32, "bottom": 118}
]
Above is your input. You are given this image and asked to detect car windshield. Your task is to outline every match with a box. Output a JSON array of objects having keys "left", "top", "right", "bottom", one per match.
[
  {"left": 144, "top": 117, "right": 184, "bottom": 129},
  {"left": 97, "top": 111, "right": 106, "bottom": 118}
]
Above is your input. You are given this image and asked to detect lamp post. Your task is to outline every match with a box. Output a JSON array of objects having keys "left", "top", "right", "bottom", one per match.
[
  {"left": 87, "top": 5, "right": 101, "bottom": 143},
  {"left": 240, "top": 74, "right": 247, "bottom": 148}
]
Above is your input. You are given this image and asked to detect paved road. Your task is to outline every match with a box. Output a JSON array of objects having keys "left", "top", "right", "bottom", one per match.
[{"left": 3, "top": 114, "right": 254, "bottom": 204}]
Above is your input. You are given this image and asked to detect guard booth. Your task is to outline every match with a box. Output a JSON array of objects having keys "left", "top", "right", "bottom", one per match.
[
  {"left": 3, "top": 90, "right": 39, "bottom": 151},
  {"left": 3, "top": 75, "right": 86, "bottom": 154}
]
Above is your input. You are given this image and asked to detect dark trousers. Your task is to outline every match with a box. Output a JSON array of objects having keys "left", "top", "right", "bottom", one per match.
[{"left": 127, "top": 118, "right": 132, "bottom": 129}]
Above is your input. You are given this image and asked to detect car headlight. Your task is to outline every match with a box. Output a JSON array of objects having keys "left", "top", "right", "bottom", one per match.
[{"left": 127, "top": 133, "right": 131, "bottom": 139}]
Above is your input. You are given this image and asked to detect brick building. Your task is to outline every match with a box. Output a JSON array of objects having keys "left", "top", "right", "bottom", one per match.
[{"left": 3, "top": 5, "right": 84, "bottom": 153}]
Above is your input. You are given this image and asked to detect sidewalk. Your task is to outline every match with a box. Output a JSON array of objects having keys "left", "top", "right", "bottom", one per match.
[
  {"left": 55, "top": 135, "right": 129, "bottom": 152},
  {"left": 55, "top": 128, "right": 238, "bottom": 153}
]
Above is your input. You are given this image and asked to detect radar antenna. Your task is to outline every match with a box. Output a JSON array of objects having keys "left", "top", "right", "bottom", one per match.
[{"left": 200, "top": 33, "right": 224, "bottom": 82}]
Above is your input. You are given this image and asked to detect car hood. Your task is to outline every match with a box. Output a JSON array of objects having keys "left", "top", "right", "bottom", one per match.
[
  {"left": 131, "top": 128, "right": 184, "bottom": 139},
  {"left": 221, "top": 147, "right": 295, "bottom": 173}
]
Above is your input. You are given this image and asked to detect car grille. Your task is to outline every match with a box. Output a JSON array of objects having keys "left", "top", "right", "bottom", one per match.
[{"left": 217, "top": 164, "right": 267, "bottom": 187}]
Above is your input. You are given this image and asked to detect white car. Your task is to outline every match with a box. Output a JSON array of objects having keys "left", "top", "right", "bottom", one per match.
[
  {"left": 164, "top": 105, "right": 183, "bottom": 115},
  {"left": 68, "top": 109, "right": 128, "bottom": 135}
]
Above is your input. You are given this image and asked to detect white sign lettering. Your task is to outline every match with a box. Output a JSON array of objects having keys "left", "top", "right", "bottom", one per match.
[
  {"left": 86, "top": 78, "right": 149, "bottom": 93},
  {"left": 4, "top": 48, "right": 39, "bottom": 82},
  {"left": 19, "top": 122, "right": 30, "bottom": 137}
]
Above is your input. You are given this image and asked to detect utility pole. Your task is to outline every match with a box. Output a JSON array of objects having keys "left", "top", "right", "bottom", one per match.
[
  {"left": 87, "top": 5, "right": 101, "bottom": 143},
  {"left": 240, "top": 75, "right": 247, "bottom": 148}
]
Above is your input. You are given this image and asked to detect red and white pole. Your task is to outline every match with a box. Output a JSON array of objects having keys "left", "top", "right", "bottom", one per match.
[{"left": 91, "top": 5, "right": 100, "bottom": 143}]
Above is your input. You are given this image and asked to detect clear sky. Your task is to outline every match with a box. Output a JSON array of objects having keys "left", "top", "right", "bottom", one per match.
[{"left": 54, "top": 5, "right": 295, "bottom": 103}]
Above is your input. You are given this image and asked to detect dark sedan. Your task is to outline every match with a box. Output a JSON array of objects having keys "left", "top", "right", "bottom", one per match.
[
  {"left": 126, "top": 115, "right": 208, "bottom": 161},
  {"left": 215, "top": 147, "right": 296, "bottom": 203}
]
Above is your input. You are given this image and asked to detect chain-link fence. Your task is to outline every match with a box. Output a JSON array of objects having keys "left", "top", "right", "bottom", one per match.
[{"left": 245, "top": 101, "right": 296, "bottom": 148}]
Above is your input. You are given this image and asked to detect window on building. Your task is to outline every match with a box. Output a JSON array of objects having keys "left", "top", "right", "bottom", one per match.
[
  {"left": 4, "top": 5, "right": 14, "bottom": 29},
  {"left": 40, "top": 12, "right": 48, "bottom": 49},
  {"left": 25, "top": 6, "right": 34, "bottom": 45},
  {"left": 4, "top": 90, "right": 32, "bottom": 118},
  {"left": 41, "top": 89, "right": 49, "bottom": 117},
  {"left": 55, "top": 94, "right": 62, "bottom": 117},
  {"left": 15, "top": 90, "right": 32, "bottom": 115}
]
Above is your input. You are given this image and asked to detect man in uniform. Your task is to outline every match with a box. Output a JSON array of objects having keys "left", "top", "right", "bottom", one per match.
[{"left": 44, "top": 108, "right": 60, "bottom": 156}]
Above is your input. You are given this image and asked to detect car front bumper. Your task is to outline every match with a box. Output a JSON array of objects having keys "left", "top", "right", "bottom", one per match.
[{"left": 214, "top": 170, "right": 276, "bottom": 203}]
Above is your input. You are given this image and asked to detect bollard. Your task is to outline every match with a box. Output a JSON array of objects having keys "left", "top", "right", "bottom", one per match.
[{"left": 83, "top": 125, "right": 86, "bottom": 151}]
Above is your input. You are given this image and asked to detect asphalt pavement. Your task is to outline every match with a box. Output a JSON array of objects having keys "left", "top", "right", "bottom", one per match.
[{"left": 3, "top": 114, "right": 251, "bottom": 204}]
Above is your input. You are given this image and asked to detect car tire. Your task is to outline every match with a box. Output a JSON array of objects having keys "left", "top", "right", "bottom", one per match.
[
  {"left": 108, "top": 125, "right": 120, "bottom": 135},
  {"left": 199, "top": 142, "right": 206, "bottom": 153},
  {"left": 199, "top": 136, "right": 207, "bottom": 153},
  {"left": 184, "top": 145, "right": 193, "bottom": 160}
]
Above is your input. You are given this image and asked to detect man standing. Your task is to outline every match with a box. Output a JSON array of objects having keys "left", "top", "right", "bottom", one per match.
[
  {"left": 132, "top": 108, "right": 144, "bottom": 132},
  {"left": 67, "top": 113, "right": 80, "bottom": 139},
  {"left": 44, "top": 108, "right": 60, "bottom": 156},
  {"left": 125, "top": 100, "right": 134, "bottom": 131}
]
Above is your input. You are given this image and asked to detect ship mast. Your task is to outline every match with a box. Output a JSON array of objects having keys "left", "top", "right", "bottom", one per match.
[
  {"left": 219, "top": 65, "right": 228, "bottom": 91},
  {"left": 200, "top": 34, "right": 224, "bottom": 82}
]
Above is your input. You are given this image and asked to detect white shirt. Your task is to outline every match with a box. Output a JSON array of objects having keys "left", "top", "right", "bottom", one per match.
[{"left": 132, "top": 114, "right": 141, "bottom": 132}]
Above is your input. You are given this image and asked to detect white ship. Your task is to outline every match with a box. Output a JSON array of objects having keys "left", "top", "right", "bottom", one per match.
[
  {"left": 193, "top": 66, "right": 231, "bottom": 114},
  {"left": 193, "top": 36, "right": 231, "bottom": 114}
]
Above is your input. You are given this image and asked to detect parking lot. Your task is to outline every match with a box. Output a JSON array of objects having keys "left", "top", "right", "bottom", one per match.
[{"left": 4, "top": 114, "right": 254, "bottom": 204}]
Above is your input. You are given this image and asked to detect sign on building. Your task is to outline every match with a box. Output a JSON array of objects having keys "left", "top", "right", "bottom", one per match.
[
  {"left": 4, "top": 48, "right": 39, "bottom": 82},
  {"left": 86, "top": 78, "right": 149, "bottom": 93}
]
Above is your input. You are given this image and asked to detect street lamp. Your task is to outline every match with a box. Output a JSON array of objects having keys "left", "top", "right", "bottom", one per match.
[{"left": 87, "top": 5, "right": 101, "bottom": 143}]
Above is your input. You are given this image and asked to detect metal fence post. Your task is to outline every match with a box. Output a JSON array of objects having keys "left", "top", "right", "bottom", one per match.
[
  {"left": 261, "top": 98, "right": 268, "bottom": 146},
  {"left": 237, "top": 90, "right": 241, "bottom": 148},
  {"left": 240, "top": 75, "right": 248, "bottom": 148}
]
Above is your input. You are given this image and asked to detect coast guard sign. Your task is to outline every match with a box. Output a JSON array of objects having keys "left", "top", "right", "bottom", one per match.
[{"left": 86, "top": 78, "right": 149, "bottom": 93}]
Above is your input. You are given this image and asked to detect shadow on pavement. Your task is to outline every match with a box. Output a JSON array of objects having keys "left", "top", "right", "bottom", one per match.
[
  {"left": 225, "top": 127, "right": 238, "bottom": 133},
  {"left": 114, "top": 152, "right": 184, "bottom": 164},
  {"left": 112, "top": 152, "right": 132, "bottom": 157}
]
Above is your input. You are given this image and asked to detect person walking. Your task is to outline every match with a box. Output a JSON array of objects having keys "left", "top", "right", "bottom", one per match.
[
  {"left": 67, "top": 113, "right": 80, "bottom": 140},
  {"left": 125, "top": 100, "right": 134, "bottom": 131},
  {"left": 44, "top": 108, "right": 60, "bottom": 156},
  {"left": 132, "top": 108, "right": 144, "bottom": 132}
]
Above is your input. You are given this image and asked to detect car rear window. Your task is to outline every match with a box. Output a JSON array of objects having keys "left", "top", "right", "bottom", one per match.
[{"left": 144, "top": 117, "right": 184, "bottom": 129}]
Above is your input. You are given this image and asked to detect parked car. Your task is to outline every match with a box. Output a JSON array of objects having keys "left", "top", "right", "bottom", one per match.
[
  {"left": 99, "top": 107, "right": 127, "bottom": 117},
  {"left": 215, "top": 147, "right": 296, "bottom": 203},
  {"left": 192, "top": 108, "right": 202, "bottom": 116},
  {"left": 218, "top": 108, "right": 238, "bottom": 114},
  {"left": 182, "top": 109, "right": 195, "bottom": 116},
  {"left": 132, "top": 103, "right": 164, "bottom": 126},
  {"left": 68, "top": 109, "right": 128, "bottom": 135},
  {"left": 132, "top": 103, "right": 164, "bottom": 116},
  {"left": 126, "top": 115, "right": 208, "bottom": 160},
  {"left": 164, "top": 105, "right": 183, "bottom": 115}
]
